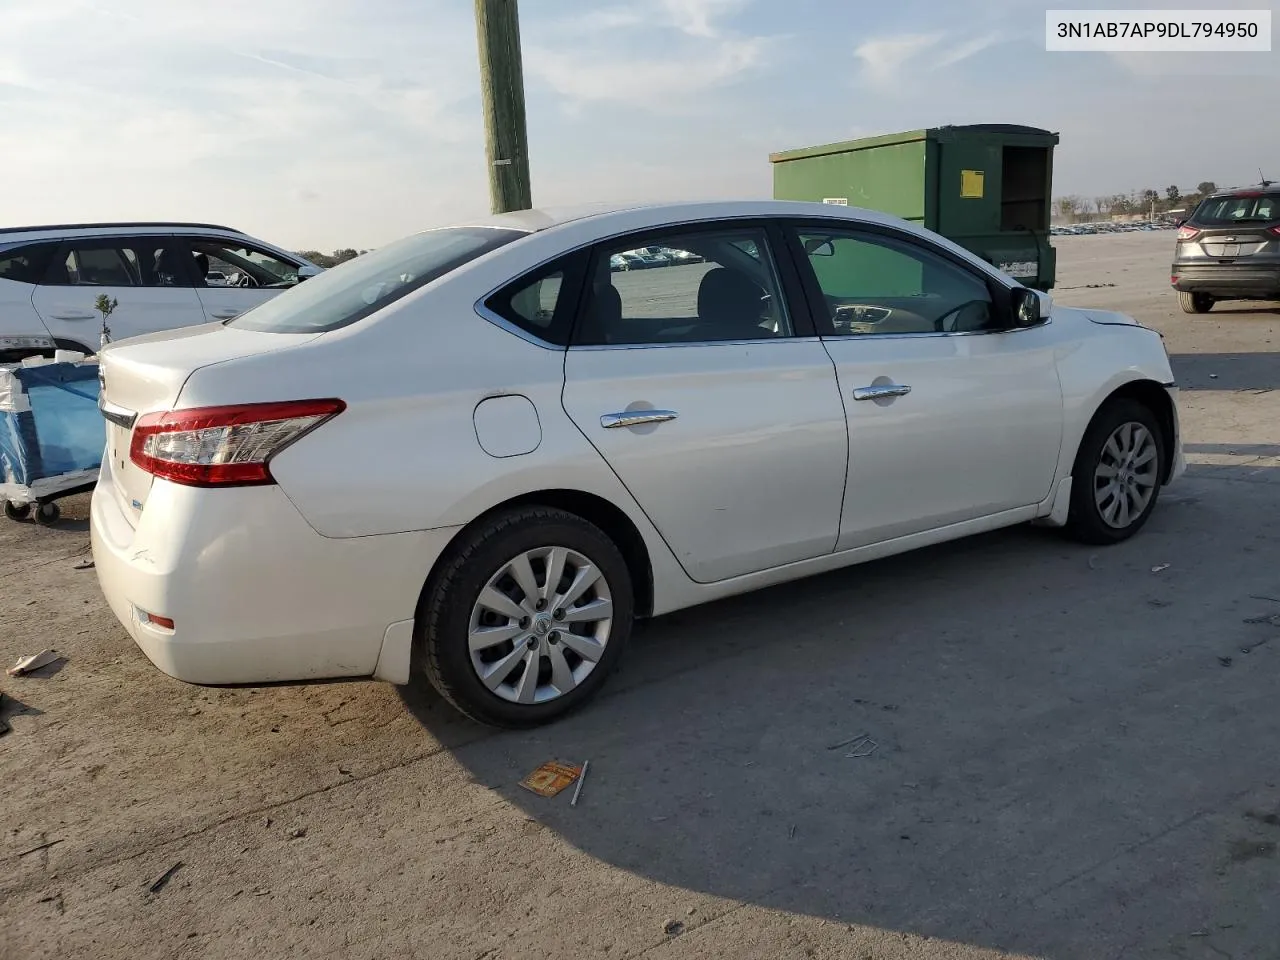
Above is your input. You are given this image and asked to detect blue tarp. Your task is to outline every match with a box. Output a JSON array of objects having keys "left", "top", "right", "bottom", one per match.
[{"left": 0, "top": 359, "right": 103, "bottom": 502}]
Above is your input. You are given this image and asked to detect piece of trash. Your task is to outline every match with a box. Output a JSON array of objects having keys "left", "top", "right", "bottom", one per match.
[
  {"left": 827, "top": 733, "right": 869, "bottom": 751},
  {"left": 251, "top": 888, "right": 270, "bottom": 897},
  {"left": 73, "top": 560, "right": 94, "bottom": 570},
  {"left": 788, "top": 824, "right": 796, "bottom": 839},
  {"left": 663, "top": 919, "right": 684, "bottom": 936},
  {"left": 187, "top": 707, "right": 201, "bottom": 716},
  {"left": 1209, "top": 373, "right": 1218, "bottom": 379},
  {"left": 1147, "top": 599, "right": 1171, "bottom": 608},
  {"left": 287, "top": 827, "right": 307, "bottom": 839},
  {"left": 1241, "top": 637, "right": 1271, "bottom": 655},
  {"left": 1190, "top": 930, "right": 1209, "bottom": 937},
  {"left": 519, "top": 761, "right": 582, "bottom": 798},
  {"left": 1088, "top": 554, "right": 1100, "bottom": 570},
  {"left": 902, "top": 782, "right": 919, "bottom": 790},
  {"left": 338, "top": 765, "right": 352, "bottom": 776},
  {"left": 650, "top": 816, "right": 668, "bottom": 823},
  {"left": 6, "top": 650, "right": 62, "bottom": 677},
  {"left": 17, "top": 838, "right": 63, "bottom": 858},
  {"left": 1151, "top": 564, "right": 1170, "bottom": 574},
  {"left": 263, "top": 817, "right": 273, "bottom": 828},
  {"left": 1218, "top": 656, "right": 1233, "bottom": 667},
  {"left": 148, "top": 861, "right": 184, "bottom": 895},
  {"left": 570, "top": 759, "right": 590, "bottom": 807},
  {"left": 1243, "top": 614, "right": 1280, "bottom": 626},
  {"left": 847, "top": 738, "right": 879, "bottom": 758}
]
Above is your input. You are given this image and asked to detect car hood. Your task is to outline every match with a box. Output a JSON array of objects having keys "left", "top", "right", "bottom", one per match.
[{"left": 1080, "top": 308, "right": 1141, "bottom": 327}]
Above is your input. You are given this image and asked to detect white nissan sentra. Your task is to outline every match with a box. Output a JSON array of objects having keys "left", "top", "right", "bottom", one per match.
[{"left": 92, "top": 201, "right": 1184, "bottom": 727}]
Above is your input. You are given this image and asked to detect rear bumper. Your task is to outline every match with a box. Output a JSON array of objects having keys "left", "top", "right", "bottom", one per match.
[
  {"left": 90, "top": 460, "right": 461, "bottom": 685},
  {"left": 1171, "top": 263, "right": 1280, "bottom": 298}
]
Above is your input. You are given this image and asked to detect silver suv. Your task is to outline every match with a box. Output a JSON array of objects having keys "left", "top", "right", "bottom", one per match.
[
  {"left": 0, "top": 222, "right": 321, "bottom": 362},
  {"left": 1171, "top": 184, "right": 1280, "bottom": 314}
]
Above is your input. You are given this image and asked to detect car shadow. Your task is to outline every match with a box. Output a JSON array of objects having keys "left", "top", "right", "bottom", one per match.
[
  {"left": 1170, "top": 351, "right": 1280, "bottom": 391},
  {"left": 398, "top": 463, "right": 1280, "bottom": 958}
]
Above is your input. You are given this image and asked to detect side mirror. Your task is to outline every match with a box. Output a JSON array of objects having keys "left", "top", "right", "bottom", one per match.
[
  {"left": 1011, "top": 287, "right": 1042, "bottom": 327},
  {"left": 297, "top": 264, "right": 323, "bottom": 282},
  {"left": 803, "top": 237, "right": 835, "bottom": 257}
]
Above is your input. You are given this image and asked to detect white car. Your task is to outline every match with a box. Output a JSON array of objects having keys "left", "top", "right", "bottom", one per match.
[
  {"left": 0, "top": 221, "right": 322, "bottom": 361},
  {"left": 91, "top": 201, "right": 1184, "bottom": 727}
]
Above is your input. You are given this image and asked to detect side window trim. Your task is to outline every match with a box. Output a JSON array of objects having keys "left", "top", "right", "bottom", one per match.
[
  {"left": 568, "top": 218, "right": 807, "bottom": 349},
  {"left": 783, "top": 219, "right": 1018, "bottom": 338},
  {"left": 478, "top": 248, "right": 589, "bottom": 349}
]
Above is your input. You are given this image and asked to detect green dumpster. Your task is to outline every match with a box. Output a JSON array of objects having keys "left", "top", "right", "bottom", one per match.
[{"left": 769, "top": 124, "right": 1059, "bottom": 291}]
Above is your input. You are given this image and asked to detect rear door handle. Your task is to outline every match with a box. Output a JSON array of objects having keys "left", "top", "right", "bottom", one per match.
[
  {"left": 852, "top": 384, "right": 912, "bottom": 401},
  {"left": 600, "top": 410, "right": 678, "bottom": 429},
  {"left": 50, "top": 310, "right": 96, "bottom": 320},
  {"left": 210, "top": 309, "right": 240, "bottom": 319}
]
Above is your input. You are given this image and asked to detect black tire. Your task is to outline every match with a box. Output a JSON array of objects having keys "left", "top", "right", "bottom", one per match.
[
  {"left": 1178, "top": 291, "right": 1213, "bottom": 314},
  {"left": 4, "top": 500, "right": 32, "bottom": 521},
  {"left": 1065, "top": 399, "right": 1165, "bottom": 545},
  {"left": 32, "top": 501, "right": 60, "bottom": 526},
  {"left": 418, "top": 506, "right": 634, "bottom": 728}
]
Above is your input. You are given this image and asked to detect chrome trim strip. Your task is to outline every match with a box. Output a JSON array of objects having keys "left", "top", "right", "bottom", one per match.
[
  {"left": 570, "top": 336, "right": 822, "bottom": 352},
  {"left": 600, "top": 410, "right": 678, "bottom": 429},
  {"left": 98, "top": 396, "right": 136, "bottom": 429}
]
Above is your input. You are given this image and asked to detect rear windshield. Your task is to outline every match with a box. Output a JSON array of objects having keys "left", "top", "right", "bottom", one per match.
[
  {"left": 227, "top": 227, "right": 525, "bottom": 333},
  {"left": 1192, "top": 194, "right": 1280, "bottom": 226}
]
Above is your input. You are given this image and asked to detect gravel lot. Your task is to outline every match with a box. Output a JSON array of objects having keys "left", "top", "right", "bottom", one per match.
[{"left": 3, "top": 230, "right": 1279, "bottom": 960}]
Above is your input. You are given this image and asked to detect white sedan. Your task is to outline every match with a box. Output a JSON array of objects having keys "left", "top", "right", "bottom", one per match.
[{"left": 91, "top": 201, "right": 1184, "bottom": 727}]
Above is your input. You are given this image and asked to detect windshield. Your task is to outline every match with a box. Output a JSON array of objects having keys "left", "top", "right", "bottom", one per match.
[
  {"left": 227, "top": 227, "right": 526, "bottom": 333},
  {"left": 1193, "top": 194, "right": 1280, "bottom": 225}
]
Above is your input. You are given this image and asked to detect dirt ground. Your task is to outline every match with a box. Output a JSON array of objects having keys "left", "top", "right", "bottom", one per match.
[{"left": 3, "top": 230, "right": 1279, "bottom": 960}]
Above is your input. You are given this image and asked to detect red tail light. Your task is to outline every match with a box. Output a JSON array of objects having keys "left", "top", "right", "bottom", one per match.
[
  {"left": 1176, "top": 226, "right": 1200, "bottom": 241},
  {"left": 1269, "top": 225, "right": 1280, "bottom": 237},
  {"left": 130, "top": 399, "right": 345, "bottom": 487}
]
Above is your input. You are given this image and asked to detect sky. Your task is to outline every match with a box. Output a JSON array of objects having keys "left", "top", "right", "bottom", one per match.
[{"left": 1, "top": 0, "right": 1277, "bottom": 250}]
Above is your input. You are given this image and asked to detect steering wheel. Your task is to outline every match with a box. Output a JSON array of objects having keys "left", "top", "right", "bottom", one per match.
[
  {"left": 935, "top": 299, "right": 991, "bottom": 333},
  {"left": 235, "top": 273, "right": 260, "bottom": 289}
]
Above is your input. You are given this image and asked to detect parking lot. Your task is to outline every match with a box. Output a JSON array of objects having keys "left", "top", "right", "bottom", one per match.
[{"left": 3, "top": 229, "right": 1279, "bottom": 960}]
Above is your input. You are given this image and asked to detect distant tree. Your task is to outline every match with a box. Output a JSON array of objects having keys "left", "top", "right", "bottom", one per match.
[
  {"left": 1141, "top": 188, "right": 1159, "bottom": 205},
  {"left": 298, "top": 250, "right": 337, "bottom": 268},
  {"left": 1111, "top": 194, "right": 1133, "bottom": 215},
  {"left": 330, "top": 248, "right": 360, "bottom": 264},
  {"left": 1196, "top": 181, "right": 1217, "bottom": 197},
  {"left": 1054, "top": 195, "right": 1086, "bottom": 221},
  {"left": 1165, "top": 185, "right": 1181, "bottom": 204},
  {"left": 1094, "top": 195, "right": 1112, "bottom": 216}
]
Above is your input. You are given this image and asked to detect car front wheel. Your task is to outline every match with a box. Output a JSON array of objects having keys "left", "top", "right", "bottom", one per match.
[
  {"left": 418, "top": 506, "right": 634, "bottom": 727},
  {"left": 1065, "top": 399, "right": 1165, "bottom": 544}
]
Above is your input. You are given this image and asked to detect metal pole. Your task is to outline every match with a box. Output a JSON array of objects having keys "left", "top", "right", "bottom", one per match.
[{"left": 474, "top": 0, "right": 532, "bottom": 214}]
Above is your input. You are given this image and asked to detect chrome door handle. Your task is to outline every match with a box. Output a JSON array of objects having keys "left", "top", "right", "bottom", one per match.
[
  {"left": 51, "top": 310, "right": 96, "bottom": 320},
  {"left": 600, "top": 410, "right": 678, "bottom": 429},
  {"left": 210, "top": 309, "right": 240, "bottom": 320},
  {"left": 852, "top": 384, "right": 912, "bottom": 401}
]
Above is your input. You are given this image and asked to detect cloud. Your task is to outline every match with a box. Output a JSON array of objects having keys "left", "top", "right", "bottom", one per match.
[
  {"left": 854, "top": 30, "right": 1009, "bottom": 86},
  {"left": 526, "top": 0, "right": 765, "bottom": 111}
]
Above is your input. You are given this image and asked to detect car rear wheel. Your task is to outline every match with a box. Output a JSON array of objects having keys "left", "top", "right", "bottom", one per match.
[
  {"left": 1178, "top": 291, "right": 1213, "bottom": 314},
  {"left": 1065, "top": 399, "right": 1165, "bottom": 545},
  {"left": 418, "top": 506, "right": 634, "bottom": 727}
]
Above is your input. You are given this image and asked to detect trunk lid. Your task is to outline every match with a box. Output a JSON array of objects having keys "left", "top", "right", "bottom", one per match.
[{"left": 98, "top": 323, "right": 320, "bottom": 524}]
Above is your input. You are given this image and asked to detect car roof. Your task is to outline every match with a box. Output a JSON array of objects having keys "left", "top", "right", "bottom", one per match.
[
  {"left": 0, "top": 222, "right": 250, "bottom": 243},
  {"left": 1206, "top": 184, "right": 1280, "bottom": 199},
  {"left": 444, "top": 199, "right": 933, "bottom": 237}
]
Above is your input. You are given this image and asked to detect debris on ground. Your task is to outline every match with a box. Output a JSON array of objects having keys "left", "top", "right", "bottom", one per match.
[
  {"left": 6, "top": 649, "right": 62, "bottom": 677},
  {"left": 1241, "top": 637, "right": 1271, "bottom": 655},
  {"left": 17, "top": 838, "right": 63, "bottom": 858},
  {"left": 569, "top": 760, "right": 589, "bottom": 807},
  {"left": 288, "top": 827, "right": 307, "bottom": 839},
  {"left": 147, "top": 862, "right": 183, "bottom": 895},
  {"left": 1243, "top": 614, "right": 1280, "bottom": 626},
  {"left": 518, "top": 761, "right": 582, "bottom": 798},
  {"left": 1151, "top": 564, "right": 1171, "bottom": 574},
  {"left": 788, "top": 824, "right": 796, "bottom": 839},
  {"left": 72, "top": 560, "right": 94, "bottom": 570},
  {"left": 187, "top": 707, "right": 201, "bottom": 716},
  {"left": 1148, "top": 599, "right": 1172, "bottom": 607},
  {"left": 827, "top": 733, "right": 869, "bottom": 751},
  {"left": 846, "top": 737, "right": 879, "bottom": 758},
  {"left": 1218, "top": 656, "right": 1233, "bottom": 667},
  {"left": 663, "top": 920, "right": 685, "bottom": 936}
]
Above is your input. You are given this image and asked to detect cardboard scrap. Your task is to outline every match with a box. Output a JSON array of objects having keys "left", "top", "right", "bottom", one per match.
[
  {"left": 7, "top": 649, "right": 61, "bottom": 677},
  {"left": 519, "top": 761, "right": 582, "bottom": 798}
]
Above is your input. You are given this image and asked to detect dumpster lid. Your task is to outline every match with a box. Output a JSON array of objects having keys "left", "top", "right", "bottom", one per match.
[{"left": 770, "top": 124, "right": 1059, "bottom": 164}]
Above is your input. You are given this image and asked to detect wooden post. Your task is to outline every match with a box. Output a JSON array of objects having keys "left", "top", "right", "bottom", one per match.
[{"left": 474, "top": 0, "right": 532, "bottom": 214}]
